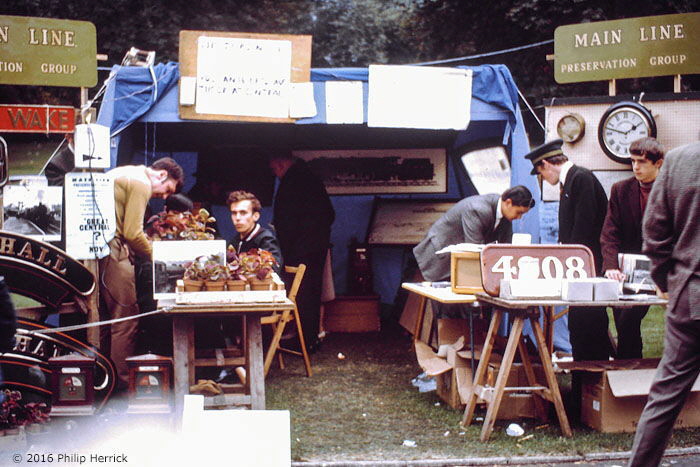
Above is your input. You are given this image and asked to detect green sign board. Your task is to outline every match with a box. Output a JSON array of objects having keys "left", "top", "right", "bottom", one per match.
[
  {"left": 554, "top": 13, "right": 700, "bottom": 84},
  {"left": 0, "top": 15, "right": 97, "bottom": 87}
]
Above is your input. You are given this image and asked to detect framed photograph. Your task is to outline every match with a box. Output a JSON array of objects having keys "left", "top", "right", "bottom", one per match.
[
  {"left": 292, "top": 148, "right": 447, "bottom": 195},
  {"left": 152, "top": 240, "right": 226, "bottom": 299},
  {"left": 3, "top": 179, "right": 62, "bottom": 241},
  {"left": 455, "top": 141, "right": 511, "bottom": 195},
  {"left": 367, "top": 198, "right": 457, "bottom": 246}
]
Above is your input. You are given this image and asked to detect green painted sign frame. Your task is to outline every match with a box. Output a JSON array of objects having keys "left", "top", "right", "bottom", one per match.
[
  {"left": 554, "top": 13, "right": 700, "bottom": 84},
  {"left": 0, "top": 15, "right": 97, "bottom": 87}
]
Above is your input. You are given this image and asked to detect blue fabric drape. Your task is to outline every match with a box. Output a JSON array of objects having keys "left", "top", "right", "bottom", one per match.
[{"left": 109, "top": 62, "right": 179, "bottom": 136}]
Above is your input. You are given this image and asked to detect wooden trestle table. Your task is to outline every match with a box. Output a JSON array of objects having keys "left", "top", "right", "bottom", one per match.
[{"left": 463, "top": 293, "right": 668, "bottom": 441}]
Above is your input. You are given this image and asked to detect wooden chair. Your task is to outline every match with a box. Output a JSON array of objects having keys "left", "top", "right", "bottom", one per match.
[{"left": 261, "top": 264, "right": 313, "bottom": 377}]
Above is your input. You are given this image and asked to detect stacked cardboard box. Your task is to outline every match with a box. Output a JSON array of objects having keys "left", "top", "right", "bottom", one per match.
[{"left": 560, "top": 359, "right": 700, "bottom": 432}]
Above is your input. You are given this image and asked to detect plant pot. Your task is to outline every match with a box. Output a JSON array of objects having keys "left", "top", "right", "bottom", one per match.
[
  {"left": 204, "top": 280, "right": 226, "bottom": 291},
  {"left": 226, "top": 280, "right": 247, "bottom": 291},
  {"left": 183, "top": 278, "right": 204, "bottom": 292},
  {"left": 248, "top": 277, "right": 272, "bottom": 291}
]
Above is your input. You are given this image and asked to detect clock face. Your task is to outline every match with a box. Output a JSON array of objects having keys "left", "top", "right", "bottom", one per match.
[
  {"left": 598, "top": 102, "right": 656, "bottom": 164},
  {"left": 556, "top": 113, "right": 585, "bottom": 143}
]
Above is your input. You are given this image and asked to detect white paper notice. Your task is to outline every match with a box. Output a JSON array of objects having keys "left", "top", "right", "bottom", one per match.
[
  {"left": 325, "top": 81, "right": 364, "bottom": 124},
  {"left": 367, "top": 65, "right": 472, "bottom": 130},
  {"left": 64, "top": 172, "right": 115, "bottom": 260},
  {"left": 196, "top": 36, "right": 292, "bottom": 118},
  {"left": 289, "top": 82, "right": 317, "bottom": 118}
]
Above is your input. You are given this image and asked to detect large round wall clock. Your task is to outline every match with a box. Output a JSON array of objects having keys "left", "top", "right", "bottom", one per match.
[{"left": 598, "top": 101, "right": 657, "bottom": 164}]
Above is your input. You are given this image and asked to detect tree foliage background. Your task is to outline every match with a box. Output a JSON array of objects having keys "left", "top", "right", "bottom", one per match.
[{"left": 1, "top": 0, "right": 699, "bottom": 141}]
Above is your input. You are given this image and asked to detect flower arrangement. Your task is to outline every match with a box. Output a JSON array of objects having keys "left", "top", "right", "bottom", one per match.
[
  {"left": 146, "top": 208, "right": 217, "bottom": 241},
  {"left": 239, "top": 248, "right": 278, "bottom": 281},
  {"left": 0, "top": 390, "right": 50, "bottom": 432}
]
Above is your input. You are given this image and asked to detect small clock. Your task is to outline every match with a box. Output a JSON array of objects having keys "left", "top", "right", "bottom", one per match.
[
  {"left": 556, "top": 113, "right": 585, "bottom": 143},
  {"left": 598, "top": 101, "right": 657, "bottom": 164}
]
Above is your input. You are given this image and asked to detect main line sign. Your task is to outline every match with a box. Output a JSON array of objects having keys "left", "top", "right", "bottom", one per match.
[
  {"left": 0, "top": 104, "right": 76, "bottom": 133},
  {"left": 554, "top": 13, "right": 700, "bottom": 84},
  {"left": 0, "top": 15, "right": 96, "bottom": 87}
]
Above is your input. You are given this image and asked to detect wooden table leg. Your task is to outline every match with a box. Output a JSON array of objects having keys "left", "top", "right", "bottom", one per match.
[
  {"left": 245, "top": 314, "right": 265, "bottom": 410},
  {"left": 479, "top": 313, "right": 524, "bottom": 442},
  {"left": 172, "top": 316, "right": 194, "bottom": 422},
  {"left": 529, "top": 315, "right": 572, "bottom": 437},
  {"left": 462, "top": 309, "right": 502, "bottom": 426}
]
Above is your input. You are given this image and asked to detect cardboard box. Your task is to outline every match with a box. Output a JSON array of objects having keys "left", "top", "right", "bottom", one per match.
[
  {"left": 487, "top": 362, "right": 548, "bottom": 420},
  {"left": 591, "top": 278, "right": 619, "bottom": 300},
  {"left": 450, "top": 251, "right": 484, "bottom": 294},
  {"left": 436, "top": 366, "right": 472, "bottom": 410},
  {"left": 323, "top": 295, "right": 380, "bottom": 332},
  {"left": 581, "top": 368, "right": 700, "bottom": 433},
  {"left": 561, "top": 279, "right": 594, "bottom": 301},
  {"left": 500, "top": 279, "right": 561, "bottom": 299}
]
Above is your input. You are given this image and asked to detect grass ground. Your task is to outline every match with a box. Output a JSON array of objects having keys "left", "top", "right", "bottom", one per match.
[{"left": 265, "top": 306, "right": 698, "bottom": 462}]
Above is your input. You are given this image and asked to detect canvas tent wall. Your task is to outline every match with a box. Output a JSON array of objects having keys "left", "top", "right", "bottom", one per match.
[{"left": 96, "top": 62, "right": 541, "bottom": 312}]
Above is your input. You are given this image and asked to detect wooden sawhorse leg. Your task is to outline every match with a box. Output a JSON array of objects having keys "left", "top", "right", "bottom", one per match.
[
  {"left": 462, "top": 307, "right": 572, "bottom": 441},
  {"left": 477, "top": 311, "right": 524, "bottom": 441},
  {"left": 529, "top": 314, "right": 571, "bottom": 437},
  {"left": 462, "top": 308, "right": 503, "bottom": 427}
]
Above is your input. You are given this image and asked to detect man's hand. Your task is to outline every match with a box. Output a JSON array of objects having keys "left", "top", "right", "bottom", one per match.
[{"left": 604, "top": 269, "right": 626, "bottom": 282}]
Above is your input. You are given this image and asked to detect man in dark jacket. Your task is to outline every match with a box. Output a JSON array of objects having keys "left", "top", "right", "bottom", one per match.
[
  {"left": 227, "top": 190, "right": 282, "bottom": 270},
  {"left": 601, "top": 137, "right": 664, "bottom": 359},
  {"left": 270, "top": 153, "right": 335, "bottom": 352},
  {"left": 413, "top": 186, "right": 534, "bottom": 282},
  {"left": 527, "top": 139, "right": 609, "bottom": 361},
  {"left": 628, "top": 141, "right": 700, "bottom": 466}
]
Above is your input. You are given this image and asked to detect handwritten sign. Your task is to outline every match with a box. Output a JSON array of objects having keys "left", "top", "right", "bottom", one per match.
[
  {"left": 195, "top": 36, "right": 291, "bottom": 118},
  {"left": 64, "top": 172, "right": 115, "bottom": 260}
]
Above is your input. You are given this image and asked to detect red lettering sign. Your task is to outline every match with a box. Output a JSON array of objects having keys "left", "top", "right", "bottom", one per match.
[{"left": 0, "top": 104, "right": 76, "bottom": 133}]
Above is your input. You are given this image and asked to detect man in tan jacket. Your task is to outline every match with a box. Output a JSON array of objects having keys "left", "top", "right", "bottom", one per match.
[{"left": 101, "top": 157, "right": 184, "bottom": 390}]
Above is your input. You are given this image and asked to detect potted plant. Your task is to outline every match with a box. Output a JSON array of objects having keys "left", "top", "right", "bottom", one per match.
[
  {"left": 182, "top": 256, "right": 206, "bottom": 291},
  {"left": 147, "top": 208, "right": 217, "bottom": 241},
  {"left": 0, "top": 390, "right": 49, "bottom": 437},
  {"left": 239, "top": 248, "right": 278, "bottom": 290},
  {"left": 225, "top": 246, "right": 247, "bottom": 291},
  {"left": 201, "top": 254, "right": 228, "bottom": 291}
]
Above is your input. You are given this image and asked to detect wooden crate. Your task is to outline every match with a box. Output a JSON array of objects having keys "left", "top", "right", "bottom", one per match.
[
  {"left": 450, "top": 251, "right": 484, "bottom": 294},
  {"left": 323, "top": 295, "right": 380, "bottom": 333}
]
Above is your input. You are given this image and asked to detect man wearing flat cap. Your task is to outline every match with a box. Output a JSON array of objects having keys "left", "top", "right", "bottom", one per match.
[{"left": 526, "top": 139, "right": 609, "bottom": 417}]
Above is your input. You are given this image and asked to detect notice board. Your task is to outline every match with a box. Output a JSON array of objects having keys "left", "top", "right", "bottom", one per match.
[{"left": 178, "top": 30, "right": 311, "bottom": 123}]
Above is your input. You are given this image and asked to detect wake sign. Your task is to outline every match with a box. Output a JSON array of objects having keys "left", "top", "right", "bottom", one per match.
[{"left": 0, "top": 104, "right": 76, "bottom": 133}]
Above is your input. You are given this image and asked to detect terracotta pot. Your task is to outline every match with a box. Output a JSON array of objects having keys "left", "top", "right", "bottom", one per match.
[
  {"left": 183, "top": 278, "right": 204, "bottom": 292},
  {"left": 204, "top": 280, "right": 226, "bottom": 291},
  {"left": 248, "top": 277, "right": 272, "bottom": 291},
  {"left": 226, "top": 280, "right": 247, "bottom": 291}
]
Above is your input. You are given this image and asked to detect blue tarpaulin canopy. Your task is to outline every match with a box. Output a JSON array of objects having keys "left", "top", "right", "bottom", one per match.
[{"left": 96, "top": 62, "right": 563, "bottom": 346}]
